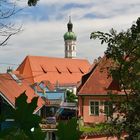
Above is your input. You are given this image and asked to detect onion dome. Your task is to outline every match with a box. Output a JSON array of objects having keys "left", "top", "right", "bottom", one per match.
[{"left": 64, "top": 17, "right": 77, "bottom": 41}]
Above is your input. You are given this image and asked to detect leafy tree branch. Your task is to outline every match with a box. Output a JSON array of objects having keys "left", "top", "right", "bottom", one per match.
[{"left": 91, "top": 17, "right": 140, "bottom": 140}]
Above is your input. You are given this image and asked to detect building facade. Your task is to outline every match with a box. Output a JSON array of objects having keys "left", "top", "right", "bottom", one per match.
[{"left": 77, "top": 57, "right": 123, "bottom": 124}]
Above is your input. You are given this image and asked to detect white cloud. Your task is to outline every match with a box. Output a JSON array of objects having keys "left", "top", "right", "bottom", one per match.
[
  {"left": 0, "top": 0, "right": 140, "bottom": 72},
  {"left": 39, "top": 0, "right": 92, "bottom": 5}
]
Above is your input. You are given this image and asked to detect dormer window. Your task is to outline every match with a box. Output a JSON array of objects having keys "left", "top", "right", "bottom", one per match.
[
  {"left": 67, "top": 67, "right": 72, "bottom": 74},
  {"left": 41, "top": 66, "right": 47, "bottom": 74},
  {"left": 55, "top": 67, "right": 61, "bottom": 74},
  {"left": 79, "top": 68, "right": 84, "bottom": 74}
]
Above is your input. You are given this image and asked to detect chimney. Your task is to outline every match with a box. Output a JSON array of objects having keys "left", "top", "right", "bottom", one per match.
[
  {"left": 7, "top": 67, "right": 13, "bottom": 73},
  {"left": 7, "top": 68, "right": 22, "bottom": 85}
]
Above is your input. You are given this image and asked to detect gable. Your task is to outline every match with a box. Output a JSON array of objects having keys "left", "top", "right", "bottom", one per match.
[
  {"left": 17, "top": 56, "right": 34, "bottom": 84},
  {"left": 78, "top": 57, "right": 119, "bottom": 95}
]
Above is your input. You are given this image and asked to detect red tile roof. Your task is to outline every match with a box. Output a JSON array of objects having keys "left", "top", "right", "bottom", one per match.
[
  {"left": 0, "top": 73, "right": 45, "bottom": 113},
  {"left": 78, "top": 57, "right": 121, "bottom": 95},
  {"left": 16, "top": 56, "right": 91, "bottom": 86}
]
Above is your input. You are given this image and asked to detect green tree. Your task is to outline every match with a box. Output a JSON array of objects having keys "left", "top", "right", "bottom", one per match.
[
  {"left": 0, "top": 91, "right": 45, "bottom": 140},
  {"left": 66, "top": 90, "right": 77, "bottom": 103},
  {"left": 56, "top": 118, "right": 82, "bottom": 140},
  {"left": 90, "top": 17, "right": 140, "bottom": 140},
  {"left": 28, "top": 0, "right": 39, "bottom": 6}
]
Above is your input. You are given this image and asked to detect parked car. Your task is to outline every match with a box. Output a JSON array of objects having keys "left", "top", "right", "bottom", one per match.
[{"left": 55, "top": 107, "right": 77, "bottom": 121}]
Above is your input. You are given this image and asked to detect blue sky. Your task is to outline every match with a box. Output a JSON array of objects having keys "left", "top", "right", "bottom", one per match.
[{"left": 0, "top": 0, "right": 140, "bottom": 72}]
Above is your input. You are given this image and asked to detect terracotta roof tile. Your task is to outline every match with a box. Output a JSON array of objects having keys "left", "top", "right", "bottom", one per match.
[
  {"left": 78, "top": 56, "right": 121, "bottom": 95},
  {"left": 0, "top": 73, "right": 45, "bottom": 113},
  {"left": 16, "top": 56, "right": 91, "bottom": 86}
]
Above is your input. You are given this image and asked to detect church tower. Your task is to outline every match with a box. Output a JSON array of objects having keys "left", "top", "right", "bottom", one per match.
[{"left": 64, "top": 17, "right": 77, "bottom": 58}]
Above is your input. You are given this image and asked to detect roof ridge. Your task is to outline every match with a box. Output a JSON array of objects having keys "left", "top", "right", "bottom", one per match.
[
  {"left": 16, "top": 56, "right": 28, "bottom": 72},
  {"left": 23, "top": 55, "right": 90, "bottom": 61}
]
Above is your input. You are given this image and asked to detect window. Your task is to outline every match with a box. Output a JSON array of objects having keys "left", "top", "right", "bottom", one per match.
[
  {"left": 104, "top": 101, "right": 113, "bottom": 116},
  {"left": 73, "top": 46, "right": 75, "bottom": 50},
  {"left": 90, "top": 101, "right": 99, "bottom": 116},
  {"left": 66, "top": 46, "right": 69, "bottom": 51}
]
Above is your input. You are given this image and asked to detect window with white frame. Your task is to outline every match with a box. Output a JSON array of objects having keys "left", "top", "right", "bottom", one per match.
[{"left": 89, "top": 101, "right": 99, "bottom": 116}]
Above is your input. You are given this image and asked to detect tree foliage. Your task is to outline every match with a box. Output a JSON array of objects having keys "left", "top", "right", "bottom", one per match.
[
  {"left": 0, "top": 91, "right": 45, "bottom": 140},
  {"left": 66, "top": 90, "right": 77, "bottom": 103},
  {"left": 91, "top": 17, "right": 140, "bottom": 140},
  {"left": 28, "top": 0, "right": 39, "bottom": 6},
  {"left": 56, "top": 118, "right": 82, "bottom": 140}
]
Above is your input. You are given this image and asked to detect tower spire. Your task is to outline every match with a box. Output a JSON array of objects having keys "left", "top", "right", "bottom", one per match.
[
  {"left": 64, "top": 17, "right": 77, "bottom": 58},
  {"left": 69, "top": 16, "right": 71, "bottom": 23},
  {"left": 67, "top": 16, "right": 73, "bottom": 32}
]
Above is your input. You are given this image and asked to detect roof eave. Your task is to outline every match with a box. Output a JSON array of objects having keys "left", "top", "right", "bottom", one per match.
[
  {"left": 33, "top": 105, "right": 44, "bottom": 114},
  {"left": 0, "top": 91, "right": 15, "bottom": 109},
  {"left": 77, "top": 93, "right": 125, "bottom": 96}
]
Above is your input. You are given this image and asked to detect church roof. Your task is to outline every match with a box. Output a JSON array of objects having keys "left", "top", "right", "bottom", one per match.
[
  {"left": 77, "top": 56, "right": 121, "bottom": 95},
  {"left": 16, "top": 56, "right": 91, "bottom": 86},
  {"left": 0, "top": 73, "right": 45, "bottom": 113}
]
